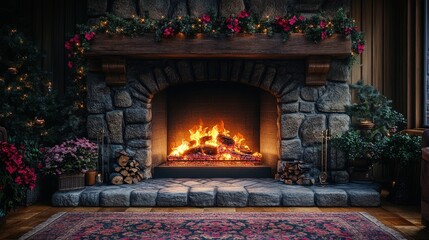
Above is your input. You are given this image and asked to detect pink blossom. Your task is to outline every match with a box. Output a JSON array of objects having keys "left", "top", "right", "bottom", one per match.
[
  {"left": 238, "top": 10, "right": 249, "bottom": 19},
  {"left": 64, "top": 41, "right": 72, "bottom": 50},
  {"left": 201, "top": 14, "right": 211, "bottom": 24},
  {"left": 344, "top": 27, "right": 352, "bottom": 35},
  {"left": 67, "top": 61, "right": 73, "bottom": 69},
  {"left": 321, "top": 31, "right": 327, "bottom": 40},
  {"left": 163, "top": 27, "right": 175, "bottom": 38},
  {"left": 289, "top": 16, "right": 297, "bottom": 26},
  {"left": 85, "top": 32, "right": 95, "bottom": 41},
  {"left": 358, "top": 43, "right": 365, "bottom": 53},
  {"left": 299, "top": 15, "right": 305, "bottom": 21},
  {"left": 319, "top": 21, "right": 326, "bottom": 29},
  {"left": 226, "top": 17, "right": 241, "bottom": 33}
]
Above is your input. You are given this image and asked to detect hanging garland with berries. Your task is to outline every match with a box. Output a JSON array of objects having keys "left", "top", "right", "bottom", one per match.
[{"left": 65, "top": 8, "right": 365, "bottom": 111}]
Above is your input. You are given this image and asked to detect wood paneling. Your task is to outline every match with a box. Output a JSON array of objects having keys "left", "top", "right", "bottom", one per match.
[{"left": 351, "top": 0, "right": 423, "bottom": 128}]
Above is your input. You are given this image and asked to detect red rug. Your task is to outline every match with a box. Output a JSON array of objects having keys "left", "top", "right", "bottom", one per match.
[{"left": 20, "top": 212, "right": 405, "bottom": 240}]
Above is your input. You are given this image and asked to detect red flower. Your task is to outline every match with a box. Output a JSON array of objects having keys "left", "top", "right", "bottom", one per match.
[
  {"left": 321, "top": 31, "right": 327, "bottom": 40},
  {"left": 358, "top": 43, "right": 365, "bottom": 54},
  {"left": 65, "top": 41, "right": 72, "bottom": 50},
  {"left": 344, "top": 27, "right": 352, "bottom": 36},
  {"left": 299, "top": 15, "right": 305, "bottom": 21},
  {"left": 201, "top": 14, "right": 211, "bottom": 24},
  {"left": 163, "top": 27, "right": 175, "bottom": 38},
  {"left": 68, "top": 61, "right": 73, "bottom": 69},
  {"left": 238, "top": 10, "right": 249, "bottom": 19},
  {"left": 226, "top": 17, "right": 241, "bottom": 33},
  {"left": 319, "top": 21, "right": 326, "bottom": 29},
  {"left": 289, "top": 16, "right": 297, "bottom": 26},
  {"left": 84, "top": 32, "right": 95, "bottom": 41}
]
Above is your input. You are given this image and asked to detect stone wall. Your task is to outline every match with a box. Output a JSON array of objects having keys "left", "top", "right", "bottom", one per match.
[
  {"left": 86, "top": 0, "right": 352, "bottom": 183},
  {"left": 86, "top": 58, "right": 351, "bottom": 182},
  {"left": 87, "top": 0, "right": 350, "bottom": 19}
]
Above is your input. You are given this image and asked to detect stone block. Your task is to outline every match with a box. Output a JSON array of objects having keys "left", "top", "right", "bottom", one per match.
[
  {"left": 260, "top": 67, "right": 277, "bottom": 91},
  {"left": 188, "top": 0, "right": 218, "bottom": 17},
  {"left": 87, "top": 114, "right": 107, "bottom": 140},
  {"left": 193, "top": 61, "right": 207, "bottom": 81},
  {"left": 313, "top": 187, "right": 348, "bottom": 206},
  {"left": 106, "top": 110, "right": 124, "bottom": 144},
  {"left": 130, "top": 187, "right": 159, "bottom": 206},
  {"left": 87, "top": 0, "right": 108, "bottom": 16},
  {"left": 247, "top": 187, "right": 281, "bottom": 206},
  {"left": 87, "top": 73, "right": 113, "bottom": 114},
  {"left": 125, "top": 108, "right": 152, "bottom": 123},
  {"left": 157, "top": 187, "right": 189, "bottom": 206},
  {"left": 164, "top": 65, "right": 180, "bottom": 85},
  {"left": 127, "top": 139, "right": 151, "bottom": 148},
  {"left": 301, "top": 87, "right": 319, "bottom": 101},
  {"left": 281, "top": 186, "right": 315, "bottom": 206},
  {"left": 316, "top": 82, "right": 351, "bottom": 113},
  {"left": 114, "top": 90, "right": 132, "bottom": 108},
  {"left": 249, "top": 63, "right": 265, "bottom": 86},
  {"left": 138, "top": 0, "right": 169, "bottom": 19},
  {"left": 281, "top": 139, "right": 303, "bottom": 160},
  {"left": 189, "top": 187, "right": 216, "bottom": 207},
  {"left": 303, "top": 147, "right": 320, "bottom": 166},
  {"left": 300, "top": 115, "right": 326, "bottom": 146},
  {"left": 230, "top": 60, "right": 243, "bottom": 82},
  {"left": 80, "top": 189, "right": 102, "bottom": 206},
  {"left": 281, "top": 88, "right": 300, "bottom": 103},
  {"left": 171, "top": 0, "right": 188, "bottom": 17},
  {"left": 329, "top": 114, "right": 350, "bottom": 137},
  {"left": 219, "top": 0, "right": 245, "bottom": 17},
  {"left": 111, "top": 0, "right": 137, "bottom": 18},
  {"left": 240, "top": 61, "right": 254, "bottom": 83},
  {"left": 140, "top": 72, "right": 159, "bottom": 95},
  {"left": 125, "top": 123, "right": 151, "bottom": 140},
  {"left": 52, "top": 189, "right": 84, "bottom": 207},
  {"left": 100, "top": 188, "right": 133, "bottom": 207},
  {"left": 299, "top": 102, "right": 315, "bottom": 113},
  {"left": 177, "top": 61, "right": 194, "bottom": 83},
  {"left": 153, "top": 68, "right": 169, "bottom": 91},
  {"left": 280, "top": 103, "right": 299, "bottom": 113},
  {"left": 331, "top": 170, "right": 349, "bottom": 183},
  {"left": 247, "top": 0, "right": 289, "bottom": 18},
  {"left": 345, "top": 188, "right": 380, "bottom": 207},
  {"left": 327, "top": 59, "right": 351, "bottom": 82},
  {"left": 280, "top": 113, "right": 305, "bottom": 139},
  {"left": 216, "top": 187, "right": 249, "bottom": 207},
  {"left": 134, "top": 148, "right": 152, "bottom": 167}
]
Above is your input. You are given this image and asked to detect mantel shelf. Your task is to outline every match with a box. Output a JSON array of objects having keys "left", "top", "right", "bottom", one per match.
[
  {"left": 86, "top": 33, "right": 351, "bottom": 86},
  {"left": 86, "top": 33, "right": 351, "bottom": 59}
]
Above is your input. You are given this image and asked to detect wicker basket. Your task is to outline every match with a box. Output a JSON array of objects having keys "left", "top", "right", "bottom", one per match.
[{"left": 58, "top": 174, "right": 85, "bottom": 191}]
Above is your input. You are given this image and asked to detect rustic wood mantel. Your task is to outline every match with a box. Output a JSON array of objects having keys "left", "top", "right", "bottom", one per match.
[{"left": 86, "top": 33, "right": 351, "bottom": 86}]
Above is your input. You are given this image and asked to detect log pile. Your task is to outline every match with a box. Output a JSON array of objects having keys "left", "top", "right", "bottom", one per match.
[
  {"left": 277, "top": 161, "right": 313, "bottom": 185},
  {"left": 109, "top": 151, "right": 144, "bottom": 185}
]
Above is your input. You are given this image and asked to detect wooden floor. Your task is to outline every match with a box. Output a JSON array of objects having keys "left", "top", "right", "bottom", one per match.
[{"left": 1, "top": 201, "right": 428, "bottom": 240}]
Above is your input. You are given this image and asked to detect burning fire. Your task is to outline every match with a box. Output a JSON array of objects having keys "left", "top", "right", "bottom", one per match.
[{"left": 168, "top": 121, "right": 262, "bottom": 161}]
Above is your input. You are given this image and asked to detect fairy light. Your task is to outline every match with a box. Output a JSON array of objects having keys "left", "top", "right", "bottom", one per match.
[
  {"left": 178, "top": 16, "right": 182, "bottom": 20},
  {"left": 6, "top": 86, "right": 12, "bottom": 91},
  {"left": 21, "top": 94, "right": 28, "bottom": 100},
  {"left": 140, "top": 18, "right": 145, "bottom": 23}
]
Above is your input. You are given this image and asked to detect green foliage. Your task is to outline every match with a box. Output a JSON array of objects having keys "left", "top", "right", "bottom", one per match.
[
  {"left": 346, "top": 80, "right": 406, "bottom": 134},
  {"left": 382, "top": 133, "right": 421, "bottom": 169}
]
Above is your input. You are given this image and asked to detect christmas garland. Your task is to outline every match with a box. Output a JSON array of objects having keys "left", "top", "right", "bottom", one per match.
[{"left": 65, "top": 8, "right": 365, "bottom": 109}]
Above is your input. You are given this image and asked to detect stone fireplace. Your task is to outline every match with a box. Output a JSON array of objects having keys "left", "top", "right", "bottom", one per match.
[{"left": 85, "top": 0, "right": 352, "bottom": 183}]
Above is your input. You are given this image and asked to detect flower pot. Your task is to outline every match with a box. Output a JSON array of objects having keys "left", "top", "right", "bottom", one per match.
[
  {"left": 358, "top": 120, "right": 375, "bottom": 130},
  {"left": 58, "top": 173, "right": 85, "bottom": 191},
  {"left": 349, "top": 158, "right": 374, "bottom": 182},
  {"left": 85, "top": 170, "right": 97, "bottom": 186}
]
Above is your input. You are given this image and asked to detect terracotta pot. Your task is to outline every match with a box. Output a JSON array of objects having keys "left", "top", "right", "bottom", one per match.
[
  {"left": 358, "top": 120, "right": 375, "bottom": 130},
  {"left": 85, "top": 170, "right": 97, "bottom": 186}
]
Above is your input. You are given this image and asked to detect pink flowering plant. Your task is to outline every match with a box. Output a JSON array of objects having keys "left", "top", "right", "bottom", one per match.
[
  {"left": 0, "top": 142, "right": 37, "bottom": 215},
  {"left": 43, "top": 138, "right": 98, "bottom": 176}
]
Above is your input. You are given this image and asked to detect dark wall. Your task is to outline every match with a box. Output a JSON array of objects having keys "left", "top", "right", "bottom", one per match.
[{"left": 0, "top": 0, "right": 87, "bottom": 94}]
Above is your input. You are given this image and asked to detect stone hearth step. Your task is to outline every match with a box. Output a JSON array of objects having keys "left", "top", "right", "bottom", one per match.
[
  {"left": 153, "top": 165, "right": 272, "bottom": 178},
  {"left": 52, "top": 178, "right": 381, "bottom": 207}
]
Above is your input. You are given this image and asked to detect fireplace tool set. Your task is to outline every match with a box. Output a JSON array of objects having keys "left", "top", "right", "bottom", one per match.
[
  {"left": 317, "top": 129, "right": 331, "bottom": 185},
  {"left": 97, "top": 129, "right": 110, "bottom": 184}
]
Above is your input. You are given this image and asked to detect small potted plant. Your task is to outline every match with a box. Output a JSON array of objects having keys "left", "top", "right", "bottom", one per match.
[
  {"left": 43, "top": 138, "right": 98, "bottom": 191},
  {"left": 0, "top": 141, "right": 37, "bottom": 224}
]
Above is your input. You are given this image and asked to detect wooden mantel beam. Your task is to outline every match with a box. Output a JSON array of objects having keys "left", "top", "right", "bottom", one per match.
[{"left": 87, "top": 33, "right": 351, "bottom": 86}]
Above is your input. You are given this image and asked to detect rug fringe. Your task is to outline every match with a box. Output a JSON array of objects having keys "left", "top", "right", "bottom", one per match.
[
  {"left": 18, "top": 212, "right": 66, "bottom": 240},
  {"left": 359, "top": 212, "right": 407, "bottom": 240}
]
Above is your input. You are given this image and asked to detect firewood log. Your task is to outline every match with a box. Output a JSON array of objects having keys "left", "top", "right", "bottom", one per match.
[
  {"left": 296, "top": 178, "right": 303, "bottom": 185},
  {"left": 284, "top": 179, "right": 293, "bottom": 185},
  {"left": 137, "top": 171, "right": 144, "bottom": 179},
  {"left": 129, "top": 167, "right": 139, "bottom": 173},
  {"left": 132, "top": 177, "right": 139, "bottom": 184},
  {"left": 117, "top": 155, "right": 129, "bottom": 167},
  {"left": 184, "top": 146, "right": 202, "bottom": 155},
  {"left": 217, "top": 134, "right": 235, "bottom": 146},
  {"left": 120, "top": 169, "right": 130, "bottom": 177},
  {"left": 199, "top": 136, "right": 212, "bottom": 144},
  {"left": 112, "top": 163, "right": 123, "bottom": 172},
  {"left": 110, "top": 173, "right": 123, "bottom": 185},
  {"left": 136, "top": 175, "right": 142, "bottom": 181},
  {"left": 202, "top": 145, "right": 218, "bottom": 155},
  {"left": 123, "top": 176, "right": 133, "bottom": 184}
]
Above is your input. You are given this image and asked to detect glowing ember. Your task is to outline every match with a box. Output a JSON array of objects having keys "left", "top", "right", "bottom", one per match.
[{"left": 168, "top": 121, "right": 262, "bottom": 161}]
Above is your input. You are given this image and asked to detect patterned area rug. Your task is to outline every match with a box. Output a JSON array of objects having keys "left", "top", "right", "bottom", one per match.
[{"left": 20, "top": 212, "right": 405, "bottom": 240}]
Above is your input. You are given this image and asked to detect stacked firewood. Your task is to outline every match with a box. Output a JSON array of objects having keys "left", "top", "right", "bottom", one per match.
[
  {"left": 278, "top": 161, "right": 313, "bottom": 185},
  {"left": 109, "top": 151, "right": 144, "bottom": 185}
]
